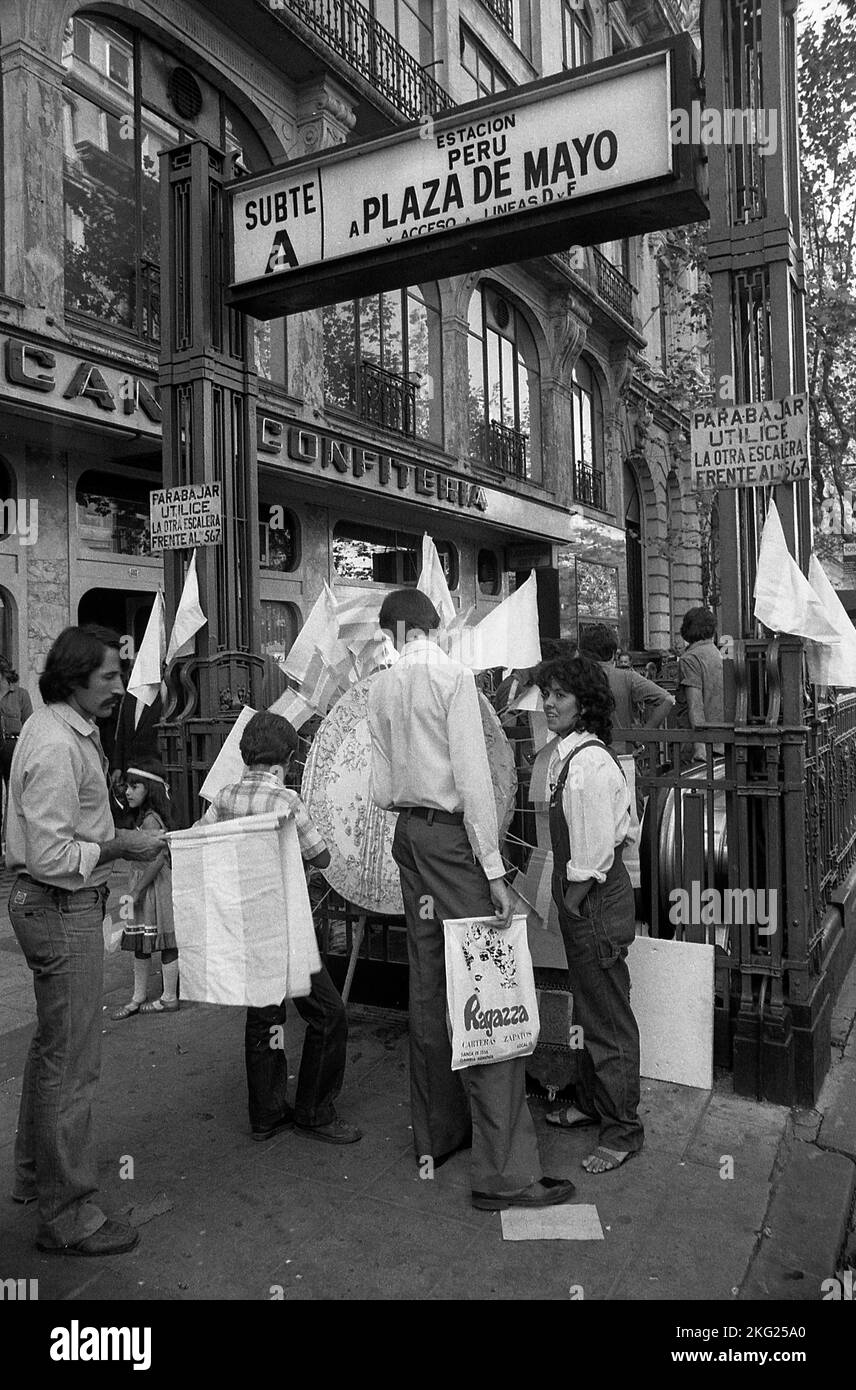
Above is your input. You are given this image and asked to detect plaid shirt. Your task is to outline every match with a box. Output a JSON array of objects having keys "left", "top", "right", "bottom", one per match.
[{"left": 200, "top": 769, "right": 327, "bottom": 862}]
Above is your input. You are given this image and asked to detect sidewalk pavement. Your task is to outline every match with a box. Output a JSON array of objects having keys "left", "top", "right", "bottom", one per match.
[{"left": 1, "top": 867, "right": 854, "bottom": 1302}]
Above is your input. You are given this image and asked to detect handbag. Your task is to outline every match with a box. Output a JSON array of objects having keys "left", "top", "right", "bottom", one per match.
[{"left": 443, "top": 914, "right": 540, "bottom": 1070}]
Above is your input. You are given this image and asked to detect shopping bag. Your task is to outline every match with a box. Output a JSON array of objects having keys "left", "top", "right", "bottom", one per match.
[{"left": 443, "top": 914, "right": 540, "bottom": 1070}]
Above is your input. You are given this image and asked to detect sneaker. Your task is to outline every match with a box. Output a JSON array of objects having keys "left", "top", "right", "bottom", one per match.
[
  {"left": 36, "top": 1218, "right": 140, "bottom": 1257},
  {"left": 295, "top": 1117, "right": 362, "bottom": 1145},
  {"left": 471, "top": 1176, "right": 577, "bottom": 1211},
  {"left": 251, "top": 1111, "right": 294, "bottom": 1143}
]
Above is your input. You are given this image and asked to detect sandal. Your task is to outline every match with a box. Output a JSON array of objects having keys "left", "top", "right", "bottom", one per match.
[
  {"left": 111, "top": 1001, "right": 142, "bottom": 1021},
  {"left": 546, "top": 1107, "right": 598, "bottom": 1130},
  {"left": 139, "top": 998, "right": 179, "bottom": 1014},
  {"left": 582, "top": 1146, "right": 638, "bottom": 1174}
]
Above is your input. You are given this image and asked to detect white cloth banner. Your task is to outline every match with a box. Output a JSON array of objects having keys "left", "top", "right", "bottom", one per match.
[
  {"left": 283, "top": 582, "right": 345, "bottom": 684},
  {"left": 169, "top": 811, "right": 321, "bottom": 1006},
  {"left": 128, "top": 589, "right": 165, "bottom": 716},
  {"left": 198, "top": 706, "right": 256, "bottom": 802},
  {"left": 806, "top": 554, "right": 856, "bottom": 687},
  {"left": 166, "top": 550, "right": 207, "bottom": 662},
  {"left": 753, "top": 503, "right": 839, "bottom": 643},
  {"left": 459, "top": 571, "right": 542, "bottom": 671},
  {"left": 417, "top": 533, "right": 456, "bottom": 628}
]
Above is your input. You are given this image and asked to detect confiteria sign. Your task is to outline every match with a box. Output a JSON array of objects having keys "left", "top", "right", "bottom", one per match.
[{"left": 227, "top": 35, "right": 705, "bottom": 317}]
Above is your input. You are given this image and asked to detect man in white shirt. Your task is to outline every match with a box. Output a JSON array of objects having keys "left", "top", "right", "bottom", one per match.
[{"left": 368, "top": 589, "right": 576, "bottom": 1211}]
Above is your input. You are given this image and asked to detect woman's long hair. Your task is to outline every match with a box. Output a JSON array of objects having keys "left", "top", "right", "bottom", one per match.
[
  {"left": 533, "top": 655, "right": 615, "bottom": 746},
  {"left": 127, "top": 776, "right": 174, "bottom": 831}
]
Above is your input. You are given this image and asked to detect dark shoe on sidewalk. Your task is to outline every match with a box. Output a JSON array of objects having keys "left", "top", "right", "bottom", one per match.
[
  {"left": 11, "top": 1192, "right": 37, "bottom": 1206},
  {"left": 433, "top": 1129, "right": 473, "bottom": 1170},
  {"left": 36, "top": 1219, "right": 140, "bottom": 1257},
  {"left": 251, "top": 1111, "right": 295, "bottom": 1143},
  {"left": 471, "top": 1176, "right": 577, "bottom": 1211},
  {"left": 295, "top": 1117, "right": 362, "bottom": 1145}
]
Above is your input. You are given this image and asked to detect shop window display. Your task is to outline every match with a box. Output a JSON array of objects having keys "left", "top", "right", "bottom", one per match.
[{"left": 333, "top": 522, "right": 457, "bottom": 588}]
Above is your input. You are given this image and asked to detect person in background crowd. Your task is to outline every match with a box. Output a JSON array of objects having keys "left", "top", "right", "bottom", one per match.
[
  {"left": 615, "top": 650, "right": 632, "bottom": 669},
  {"left": 672, "top": 607, "right": 725, "bottom": 763},
  {"left": 111, "top": 757, "right": 179, "bottom": 1019},
  {"left": 0, "top": 656, "right": 33, "bottom": 796},
  {"left": 577, "top": 624, "right": 674, "bottom": 756},
  {"left": 368, "top": 588, "right": 576, "bottom": 1212},
  {"left": 536, "top": 654, "right": 644, "bottom": 1173},
  {"left": 198, "top": 712, "right": 361, "bottom": 1147},
  {"left": 6, "top": 626, "right": 166, "bottom": 1256}
]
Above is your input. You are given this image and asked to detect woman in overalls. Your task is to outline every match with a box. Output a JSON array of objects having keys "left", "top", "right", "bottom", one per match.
[{"left": 535, "top": 654, "right": 644, "bottom": 1173}]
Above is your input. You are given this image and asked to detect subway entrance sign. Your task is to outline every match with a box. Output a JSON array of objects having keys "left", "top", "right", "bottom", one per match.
[{"left": 226, "top": 35, "right": 706, "bottom": 318}]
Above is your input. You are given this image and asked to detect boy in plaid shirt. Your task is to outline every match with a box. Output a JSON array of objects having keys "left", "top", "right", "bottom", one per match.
[{"left": 200, "top": 712, "right": 361, "bottom": 1145}]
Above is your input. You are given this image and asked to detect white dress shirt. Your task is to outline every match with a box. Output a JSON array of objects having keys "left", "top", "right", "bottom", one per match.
[
  {"left": 548, "top": 729, "right": 633, "bottom": 883},
  {"left": 367, "top": 636, "right": 504, "bottom": 880}
]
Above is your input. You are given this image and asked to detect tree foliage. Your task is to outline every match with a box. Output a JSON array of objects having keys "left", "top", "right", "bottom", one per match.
[{"left": 800, "top": 9, "right": 856, "bottom": 562}]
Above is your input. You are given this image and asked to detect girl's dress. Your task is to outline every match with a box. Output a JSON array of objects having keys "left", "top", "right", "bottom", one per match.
[{"left": 120, "top": 809, "right": 176, "bottom": 955}]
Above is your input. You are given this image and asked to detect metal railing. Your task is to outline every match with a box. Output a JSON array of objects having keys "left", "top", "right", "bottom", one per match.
[
  {"left": 477, "top": 0, "right": 514, "bottom": 36},
  {"left": 270, "top": 0, "right": 453, "bottom": 120},
  {"left": 354, "top": 360, "right": 417, "bottom": 437},
  {"left": 592, "top": 246, "right": 635, "bottom": 321},
  {"left": 485, "top": 418, "right": 529, "bottom": 478},
  {"left": 574, "top": 462, "right": 606, "bottom": 509},
  {"left": 139, "top": 258, "right": 161, "bottom": 344}
]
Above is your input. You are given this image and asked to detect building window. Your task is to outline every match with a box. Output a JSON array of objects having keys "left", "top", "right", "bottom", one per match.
[
  {"left": 572, "top": 356, "right": 606, "bottom": 509},
  {"left": 258, "top": 503, "right": 300, "bottom": 571},
  {"left": 260, "top": 599, "right": 302, "bottom": 707},
  {"left": 374, "top": 0, "right": 434, "bottom": 67},
  {"left": 624, "top": 463, "right": 644, "bottom": 649},
  {"left": 562, "top": 2, "right": 593, "bottom": 70},
  {"left": 477, "top": 549, "right": 501, "bottom": 595},
  {"left": 333, "top": 522, "right": 458, "bottom": 588},
  {"left": 467, "top": 285, "right": 541, "bottom": 481},
  {"left": 62, "top": 15, "right": 270, "bottom": 345},
  {"left": 658, "top": 267, "right": 671, "bottom": 369},
  {"left": 460, "top": 24, "right": 513, "bottom": 101},
  {"left": 323, "top": 285, "right": 442, "bottom": 443},
  {"left": 76, "top": 470, "right": 156, "bottom": 555}
]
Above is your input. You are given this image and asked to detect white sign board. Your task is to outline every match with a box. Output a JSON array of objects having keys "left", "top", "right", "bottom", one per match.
[
  {"left": 691, "top": 395, "right": 810, "bottom": 490},
  {"left": 231, "top": 52, "right": 674, "bottom": 286},
  {"left": 150, "top": 482, "right": 222, "bottom": 550}
]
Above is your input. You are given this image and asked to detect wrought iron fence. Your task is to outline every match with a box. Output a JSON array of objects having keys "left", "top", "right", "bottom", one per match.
[
  {"left": 485, "top": 418, "right": 529, "bottom": 478},
  {"left": 355, "top": 359, "right": 417, "bottom": 437},
  {"left": 592, "top": 246, "right": 635, "bottom": 321},
  {"left": 574, "top": 463, "right": 606, "bottom": 509},
  {"left": 139, "top": 258, "right": 161, "bottom": 344},
  {"left": 804, "top": 686, "right": 856, "bottom": 922},
  {"left": 476, "top": 0, "right": 514, "bottom": 35},
  {"left": 270, "top": 0, "right": 453, "bottom": 120}
]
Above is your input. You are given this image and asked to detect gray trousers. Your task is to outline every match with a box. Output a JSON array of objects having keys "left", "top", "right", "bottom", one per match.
[{"left": 392, "top": 812, "right": 541, "bottom": 1195}]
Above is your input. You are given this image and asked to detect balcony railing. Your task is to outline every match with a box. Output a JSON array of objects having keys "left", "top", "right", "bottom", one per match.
[
  {"left": 355, "top": 360, "right": 417, "bottom": 437},
  {"left": 271, "top": 0, "right": 453, "bottom": 120},
  {"left": 139, "top": 258, "right": 161, "bottom": 344},
  {"left": 477, "top": 0, "right": 514, "bottom": 36},
  {"left": 592, "top": 247, "right": 635, "bottom": 321},
  {"left": 486, "top": 418, "right": 529, "bottom": 479},
  {"left": 574, "top": 463, "right": 606, "bottom": 509}
]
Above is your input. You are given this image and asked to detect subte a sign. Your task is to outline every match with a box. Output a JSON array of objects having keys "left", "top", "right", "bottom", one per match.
[{"left": 227, "top": 34, "right": 706, "bottom": 318}]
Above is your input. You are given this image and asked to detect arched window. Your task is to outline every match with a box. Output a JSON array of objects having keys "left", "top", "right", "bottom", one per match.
[
  {"left": 572, "top": 356, "right": 605, "bottom": 509},
  {"left": 624, "top": 462, "right": 644, "bottom": 649},
  {"left": 562, "top": 2, "right": 593, "bottom": 70},
  {"left": 258, "top": 502, "right": 300, "bottom": 572},
  {"left": 467, "top": 285, "right": 541, "bottom": 480},
  {"left": 62, "top": 13, "right": 271, "bottom": 349},
  {"left": 323, "top": 285, "right": 442, "bottom": 443}
]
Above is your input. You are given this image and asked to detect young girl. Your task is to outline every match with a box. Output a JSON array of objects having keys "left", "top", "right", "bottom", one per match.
[{"left": 111, "top": 757, "right": 179, "bottom": 1018}]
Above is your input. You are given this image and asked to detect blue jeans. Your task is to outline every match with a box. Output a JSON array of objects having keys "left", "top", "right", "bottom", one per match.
[
  {"left": 9, "top": 876, "right": 109, "bottom": 1248},
  {"left": 245, "top": 961, "right": 347, "bottom": 1129}
]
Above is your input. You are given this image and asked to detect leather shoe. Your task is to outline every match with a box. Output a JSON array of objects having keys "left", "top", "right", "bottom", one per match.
[
  {"left": 295, "top": 1117, "right": 362, "bottom": 1145},
  {"left": 471, "top": 1176, "right": 577, "bottom": 1211},
  {"left": 36, "top": 1218, "right": 140, "bottom": 1257},
  {"left": 251, "top": 1111, "right": 294, "bottom": 1142}
]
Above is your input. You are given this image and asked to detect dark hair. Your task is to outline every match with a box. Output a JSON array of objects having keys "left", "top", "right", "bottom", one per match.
[
  {"left": 577, "top": 623, "right": 619, "bottom": 662},
  {"left": 125, "top": 774, "right": 174, "bottom": 830},
  {"left": 239, "top": 711, "right": 299, "bottom": 767},
  {"left": 0, "top": 656, "right": 19, "bottom": 682},
  {"left": 39, "top": 625, "right": 121, "bottom": 704},
  {"left": 540, "top": 637, "right": 578, "bottom": 661},
  {"left": 534, "top": 655, "right": 614, "bottom": 745},
  {"left": 378, "top": 589, "right": 440, "bottom": 635},
  {"left": 680, "top": 607, "right": 717, "bottom": 643}
]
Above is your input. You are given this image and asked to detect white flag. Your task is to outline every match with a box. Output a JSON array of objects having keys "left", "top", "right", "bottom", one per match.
[
  {"left": 166, "top": 550, "right": 207, "bottom": 663},
  {"left": 198, "top": 705, "right": 256, "bottom": 802},
  {"left": 128, "top": 590, "right": 165, "bottom": 715},
  {"left": 460, "top": 570, "right": 542, "bottom": 670},
  {"left": 805, "top": 554, "right": 856, "bottom": 687},
  {"left": 283, "top": 582, "right": 345, "bottom": 684},
  {"left": 753, "top": 504, "right": 839, "bottom": 643},
  {"left": 267, "top": 686, "right": 318, "bottom": 730},
  {"left": 417, "top": 533, "right": 456, "bottom": 628}
]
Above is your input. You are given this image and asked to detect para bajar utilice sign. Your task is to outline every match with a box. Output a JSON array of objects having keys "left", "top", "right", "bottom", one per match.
[
  {"left": 150, "top": 482, "right": 222, "bottom": 550},
  {"left": 691, "top": 396, "right": 810, "bottom": 490},
  {"left": 227, "top": 36, "right": 705, "bottom": 317}
]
